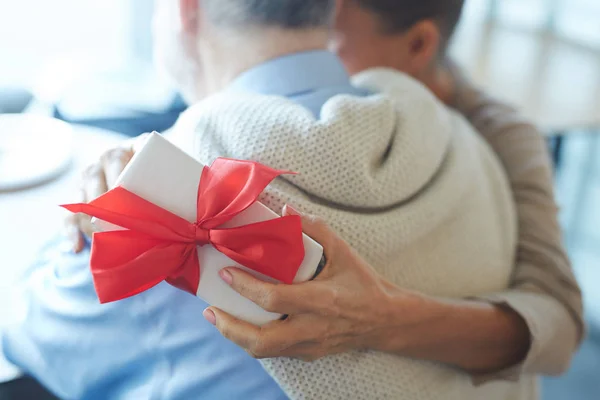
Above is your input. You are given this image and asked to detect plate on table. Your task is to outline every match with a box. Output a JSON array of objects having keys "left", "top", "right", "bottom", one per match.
[{"left": 0, "top": 114, "right": 74, "bottom": 192}]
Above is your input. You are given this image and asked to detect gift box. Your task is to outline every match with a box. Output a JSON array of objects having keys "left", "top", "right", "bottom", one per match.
[{"left": 63, "top": 133, "right": 323, "bottom": 325}]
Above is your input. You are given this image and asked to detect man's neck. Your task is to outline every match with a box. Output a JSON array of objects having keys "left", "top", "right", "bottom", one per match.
[{"left": 198, "top": 27, "right": 330, "bottom": 96}]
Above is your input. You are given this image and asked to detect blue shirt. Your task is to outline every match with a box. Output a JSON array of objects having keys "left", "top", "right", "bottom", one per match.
[{"left": 3, "top": 51, "right": 366, "bottom": 400}]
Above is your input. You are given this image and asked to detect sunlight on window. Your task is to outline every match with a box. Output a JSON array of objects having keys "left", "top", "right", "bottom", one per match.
[
  {"left": 491, "top": 0, "right": 600, "bottom": 47},
  {"left": 555, "top": 0, "right": 600, "bottom": 47},
  {"left": 496, "top": 0, "right": 551, "bottom": 29}
]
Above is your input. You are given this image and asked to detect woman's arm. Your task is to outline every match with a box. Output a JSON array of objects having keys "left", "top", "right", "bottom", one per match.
[
  {"left": 64, "top": 72, "right": 582, "bottom": 380},
  {"left": 205, "top": 68, "right": 582, "bottom": 380},
  {"left": 448, "top": 66, "right": 584, "bottom": 379},
  {"left": 375, "top": 283, "right": 532, "bottom": 375},
  {"left": 205, "top": 208, "right": 531, "bottom": 375}
]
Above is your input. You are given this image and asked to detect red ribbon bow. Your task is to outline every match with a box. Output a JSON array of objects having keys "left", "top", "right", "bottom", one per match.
[{"left": 62, "top": 158, "right": 305, "bottom": 304}]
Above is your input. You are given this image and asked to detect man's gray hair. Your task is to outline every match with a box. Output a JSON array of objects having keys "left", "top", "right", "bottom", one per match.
[{"left": 203, "top": 0, "right": 336, "bottom": 29}]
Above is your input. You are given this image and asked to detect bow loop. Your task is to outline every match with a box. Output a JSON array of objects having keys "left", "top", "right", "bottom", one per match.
[
  {"left": 196, "top": 158, "right": 297, "bottom": 229},
  {"left": 61, "top": 157, "right": 305, "bottom": 303}
]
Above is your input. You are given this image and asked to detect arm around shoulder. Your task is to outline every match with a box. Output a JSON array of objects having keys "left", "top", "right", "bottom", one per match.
[{"left": 448, "top": 64, "right": 584, "bottom": 380}]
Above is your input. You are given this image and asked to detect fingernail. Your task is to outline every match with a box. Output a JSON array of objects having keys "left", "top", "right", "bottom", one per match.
[
  {"left": 203, "top": 308, "right": 216, "bottom": 325},
  {"left": 219, "top": 269, "right": 233, "bottom": 285},
  {"left": 283, "top": 204, "right": 301, "bottom": 216}
]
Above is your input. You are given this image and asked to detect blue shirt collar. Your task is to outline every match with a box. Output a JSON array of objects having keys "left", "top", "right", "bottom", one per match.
[{"left": 227, "top": 50, "right": 352, "bottom": 97}]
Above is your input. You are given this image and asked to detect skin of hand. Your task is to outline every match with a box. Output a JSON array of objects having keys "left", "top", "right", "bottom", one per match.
[
  {"left": 422, "top": 61, "right": 458, "bottom": 106},
  {"left": 203, "top": 204, "right": 405, "bottom": 362},
  {"left": 64, "top": 133, "right": 151, "bottom": 253},
  {"left": 204, "top": 206, "right": 531, "bottom": 374}
]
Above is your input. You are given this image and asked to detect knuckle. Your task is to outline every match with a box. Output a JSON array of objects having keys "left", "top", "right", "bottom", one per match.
[
  {"left": 306, "top": 214, "right": 324, "bottom": 226},
  {"left": 322, "top": 287, "right": 342, "bottom": 317},
  {"left": 307, "top": 285, "right": 339, "bottom": 317},
  {"left": 251, "top": 333, "right": 270, "bottom": 357},
  {"left": 260, "top": 288, "right": 282, "bottom": 312},
  {"left": 102, "top": 147, "right": 131, "bottom": 164},
  {"left": 252, "top": 344, "right": 266, "bottom": 358},
  {"left": 82, "top": 163, "right": 102, "bottom": 179},
  {"left": 218, "top": 324, "right": 232, "bottom": 340},
  {"left": 310, "top": 216, "right": 334, "bottom": 239},
  {"left": 330, "top": 285, "right": 342, "bottom": 310}
]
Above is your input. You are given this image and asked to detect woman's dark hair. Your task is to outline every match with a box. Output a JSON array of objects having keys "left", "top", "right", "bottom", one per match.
[{"left": 354, "top": 0, "right": 466, "bottom": 50}]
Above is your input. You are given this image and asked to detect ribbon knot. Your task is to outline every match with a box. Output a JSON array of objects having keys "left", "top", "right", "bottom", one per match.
[
  {"left": 61, "top": 157, "right": 305, "bottom": 304},
  {"left": 194, "top": 224, "right": 210, "bottom": 245}
]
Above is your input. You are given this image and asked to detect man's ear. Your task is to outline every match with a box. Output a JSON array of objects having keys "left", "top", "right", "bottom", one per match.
[
  {"left": 403, "top": 20, "right": 441, "bottom": 76},
  {"left": 179, "top": 0, "right": 199, "bottom": 34}
]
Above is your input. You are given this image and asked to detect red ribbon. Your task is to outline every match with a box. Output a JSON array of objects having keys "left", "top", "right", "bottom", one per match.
[{"left": 62, "top": 158, "right": 305, "bottom": 304}]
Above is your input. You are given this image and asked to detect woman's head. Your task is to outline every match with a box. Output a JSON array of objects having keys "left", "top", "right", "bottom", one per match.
[{"left": 332, "top": 0, "right": 465, "bottom": 77}]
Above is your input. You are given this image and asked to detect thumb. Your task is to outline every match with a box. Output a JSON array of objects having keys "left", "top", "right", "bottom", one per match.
[{"left": 282, "top": 205, "right": 335, "bottom": 251}]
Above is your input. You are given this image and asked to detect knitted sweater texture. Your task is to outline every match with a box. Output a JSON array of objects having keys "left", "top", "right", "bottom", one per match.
[{"left": 171, "top": 69, "right": 527, "bottom": 400}]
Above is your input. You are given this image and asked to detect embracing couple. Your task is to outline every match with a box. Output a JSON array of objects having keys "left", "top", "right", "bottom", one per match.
[{"left": 3, "top": 1, "right": 582, "bottom": 399}]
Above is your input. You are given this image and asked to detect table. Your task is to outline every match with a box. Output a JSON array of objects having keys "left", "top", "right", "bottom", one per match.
[
  {"left": 0, "top": 123, "right": 126, "bottom": 381},
  {"left": 451, "top": 18, "right": 600, "bottom": 133}
]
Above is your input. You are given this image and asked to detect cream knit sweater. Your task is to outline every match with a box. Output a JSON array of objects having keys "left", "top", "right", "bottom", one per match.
[{"left": 172, "top": 69, "right": 527, "bottom": 400}]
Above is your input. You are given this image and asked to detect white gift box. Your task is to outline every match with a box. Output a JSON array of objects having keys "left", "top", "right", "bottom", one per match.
[{"left": 92, "top": 133, "right": 323, "bottom": 325}]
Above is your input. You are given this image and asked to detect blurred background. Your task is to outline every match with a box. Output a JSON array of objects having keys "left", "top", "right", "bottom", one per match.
[{"left": 0, "top": 0, "right": 599, "bottom": 399}]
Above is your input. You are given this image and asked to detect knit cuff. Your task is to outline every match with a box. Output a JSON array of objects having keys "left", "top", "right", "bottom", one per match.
[{"left": 470, "top": 291, "right": 579, "bottom": 386}]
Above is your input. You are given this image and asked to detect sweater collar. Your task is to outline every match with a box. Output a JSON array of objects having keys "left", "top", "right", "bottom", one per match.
[{"left": 227, "top": 50, "right": 352, "bottom": 98}]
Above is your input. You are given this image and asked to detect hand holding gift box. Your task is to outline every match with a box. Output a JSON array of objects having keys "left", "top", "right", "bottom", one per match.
[{"left": 62, "top": 133, "right": 324, "bottom": 325}]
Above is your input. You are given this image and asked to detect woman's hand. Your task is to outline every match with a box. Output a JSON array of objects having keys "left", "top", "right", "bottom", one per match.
[
  {"left": 203, "top": 206, "right": 423, "bottom": 361},
  {"left": 204, "top": 207, "right": 531, "bottom": 374},
  {"left": 65, "top": 133, "right": 150, "bottom": 253}
]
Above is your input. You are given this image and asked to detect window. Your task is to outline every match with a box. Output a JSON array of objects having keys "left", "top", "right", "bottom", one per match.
[
  {"left": 491, "top": 0, "right": 600, "bottom": 47},
  {"left": 0, "top": 0, "right": 154, "bottom": 87}
]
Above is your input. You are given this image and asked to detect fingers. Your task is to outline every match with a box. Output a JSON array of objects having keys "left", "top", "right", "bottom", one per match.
[
  {"left": 100, "top": 133, "right": 148, "bottom": 188},
  {"left": 64, "top": 212, "right": 85, "bottom": 253},
  {"left": 65, "top": 138, "right": 141, "bottom": 254},
  {"left": 63, "top": 187, "right": 86, "bottom": 252},
  {"left": 283, "top": 204, "right": 341, "bottom": 280},
  {"left": 77, "top": 163, "right": 107, "bottom": 241},
  {"left": 206, "top": 307, "right": 264, "bottom": 357},
  {"left": 220, "top": 268, "right": 332, "bottom": 315},
  {"left": 206, "top": 308, "right": 317, "bottom": 359},
  {"left": 101, "top": 147, "right": 134, "bottom": 189},
  {"left": 77, "top": 212, "right": 97, "bottom": 239},
  {"left": 282, "top": 204, "right": 338, "bottom": 265},
  {"left": 81, "top": 163, "right": 108, "bottom": 202}
]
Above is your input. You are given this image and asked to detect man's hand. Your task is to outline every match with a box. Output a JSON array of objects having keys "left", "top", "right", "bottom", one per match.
[
  {"left": 203, "top": 206, "right": 421, "bottom": 361},
  {"left": 420, "top": 59, "right": 461, "bottom": 106},
  {"left": 65, "top": 133, "right": 150, "bottom": 253}
]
